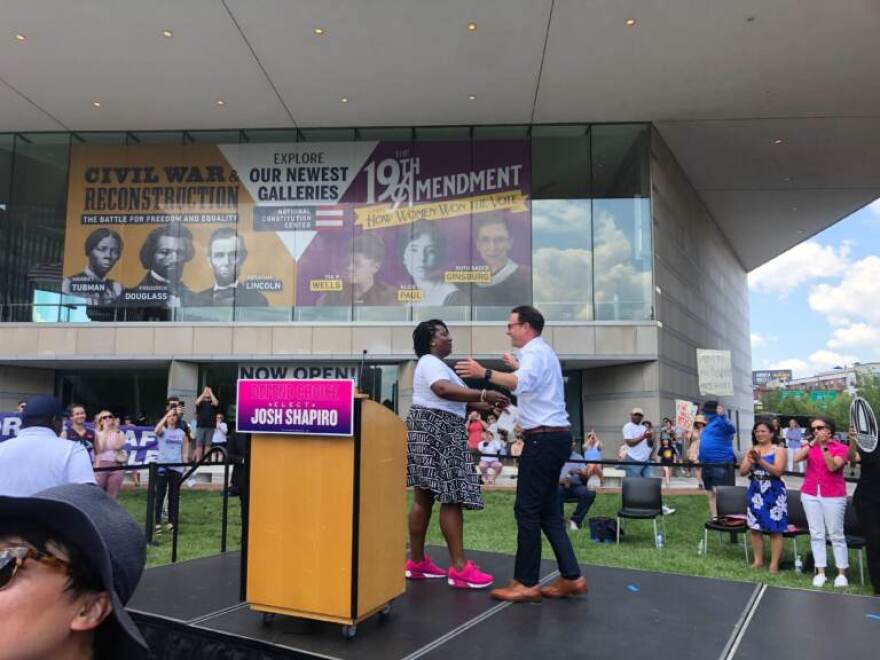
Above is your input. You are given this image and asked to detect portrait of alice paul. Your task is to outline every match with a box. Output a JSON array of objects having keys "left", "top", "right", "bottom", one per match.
[{"left": 399, "top": 222, "right": 459, "bottom": 306}]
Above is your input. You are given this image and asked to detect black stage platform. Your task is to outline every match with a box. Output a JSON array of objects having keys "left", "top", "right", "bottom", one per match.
[{"left": 129, "top": 548, "right": 879, "bottom": 660}]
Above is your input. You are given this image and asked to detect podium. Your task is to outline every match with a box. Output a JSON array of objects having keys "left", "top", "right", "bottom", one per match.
[{"left": 245, "top": 397, "right": 407, "bottom": 638}]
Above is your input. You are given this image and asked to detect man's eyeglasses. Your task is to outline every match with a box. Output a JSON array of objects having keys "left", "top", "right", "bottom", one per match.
[
  {"left": 506, "top": 322, "right": 525, "bottom": 331},
  {"left": 0, "top": 546, "right": 68, "bottom": 590},
  {"left": 811, "top": 425, "right": 828, "bottom": 432}
]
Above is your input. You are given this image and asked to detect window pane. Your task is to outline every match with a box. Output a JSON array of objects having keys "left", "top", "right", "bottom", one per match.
[
  {"left": 299, "top": 128, "right": 356, "bottom": 142},
  {"left": 592, "top": 198, "right": 652, "bottom": 320},
  {"left": 243, "top": 129, "right": 298, "bottom": 143},
  {"left": 357, "top": 128, "right": 412, "bottom": 141},
  {"left": 186, "top": 130, "right": 241, "bottom": 144},
  {"left": 591, "top": 124, "right": 649, "bottom": 199},
  {"left": 0, "top": 134, "right": 13, "bottom": 317},
  {"left": 75, "top": 132, "right": 127, "bottom": 145},
  {"left": 532, "top": 200, "right": 591, "bottom": 320},
  {"left": 531, "top": 126, "right": 591, "bottom": 321},
  {"left": 7, "top": 134, "right": 71, "bottom": 322},
  {"left": 127, "top": 131, "right": 183, "bottom": 145},
  {"left": 591, "top": 125, "right": 652, "bottom": 320}
]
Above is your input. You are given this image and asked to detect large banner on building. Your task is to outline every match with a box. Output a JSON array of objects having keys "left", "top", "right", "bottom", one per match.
[{"left": 62, "top": 141, "right": 531, "bottom": 313}]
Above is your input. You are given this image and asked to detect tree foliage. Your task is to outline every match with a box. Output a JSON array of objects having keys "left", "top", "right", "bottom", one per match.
[{"left": 758, "top": 369, "right": 880, "bottom": 430}]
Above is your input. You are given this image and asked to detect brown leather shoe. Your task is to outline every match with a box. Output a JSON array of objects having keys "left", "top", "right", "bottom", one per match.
[
  {"left": 539, "top": 576, "right": 588, "bottom": 598},
  {"left": 490, "top": 580, "right": 543, "bottom": 603}
]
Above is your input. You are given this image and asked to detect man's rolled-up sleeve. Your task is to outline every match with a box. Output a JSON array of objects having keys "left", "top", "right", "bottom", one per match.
[{"left": 512, "top": 351, "right": 540, "bottom": 396}]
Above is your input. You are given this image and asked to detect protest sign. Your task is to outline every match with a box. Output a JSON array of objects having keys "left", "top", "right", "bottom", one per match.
[{"left": 697, "top": 349, "right": 734, "bottom": 396}]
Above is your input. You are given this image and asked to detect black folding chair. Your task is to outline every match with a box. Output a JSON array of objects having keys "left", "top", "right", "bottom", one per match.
[
  {"left": 616, "top": 477, "right": 664, "bottom": 546},
  {"left": 831, "top": 497, "right": 867, "bottom": 585},
  {"left": 782, "top": 489, "right": 810, "bottom": 560},
  {"left": 702, "top": 485, "right": 749, "bottom": 562}
]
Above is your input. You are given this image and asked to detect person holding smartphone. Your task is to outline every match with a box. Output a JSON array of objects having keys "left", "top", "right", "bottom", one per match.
[
  {"left": 194, "top": 386, "right": 219, "bottom": 462},
  {"left": 164, "top": 397, "right": 191, "bottom": 463},
  {"left": 794, "top": 416, "right": 849, "bottom": 587},
  {"left": 153, "top": 408, "right": 185, "bottom": 534}
]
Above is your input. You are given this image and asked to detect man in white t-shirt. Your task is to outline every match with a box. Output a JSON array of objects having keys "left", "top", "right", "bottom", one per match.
[
  {"left": 622, "top": 407, "right": 655, "bottom": 478},
  {"left": 0, "top": 396, "right": 96, "bottom": 496}
]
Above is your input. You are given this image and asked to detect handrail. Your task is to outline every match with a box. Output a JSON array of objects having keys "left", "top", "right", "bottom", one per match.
[{"left": 170, "top": 446, "right": 231, "bottom": 563}]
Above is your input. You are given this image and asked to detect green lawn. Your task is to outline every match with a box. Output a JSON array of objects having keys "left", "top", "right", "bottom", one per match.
[
  {"left": 119, "top": 488, "right": 871, "bottom": 596},
  {"left": 118, "top": 489, "right": 242, "bottom": 567}
]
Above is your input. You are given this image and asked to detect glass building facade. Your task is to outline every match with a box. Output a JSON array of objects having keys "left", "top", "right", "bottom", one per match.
[{"left": 0, "top": 123, "right": 652, "bottom": 325}]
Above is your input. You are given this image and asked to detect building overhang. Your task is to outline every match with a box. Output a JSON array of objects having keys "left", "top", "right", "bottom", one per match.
[{"left": 2, "top": 1, "right": 877, "bottom": 270}]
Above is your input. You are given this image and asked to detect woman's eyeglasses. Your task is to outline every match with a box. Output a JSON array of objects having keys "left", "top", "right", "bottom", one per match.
[
  {"left": 0, "top": 546, "right": 68, "bottom": 590},
  {"left": 98, "top": 415, "right": 112, "bottom": 421},
  {"left": 811, "top": 424, "right": 828, "bottom": 432}
]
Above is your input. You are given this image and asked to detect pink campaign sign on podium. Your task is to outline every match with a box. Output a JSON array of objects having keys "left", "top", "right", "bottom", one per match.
[{"left": 236, "top": 378, "right": 355, "bottom": 437}]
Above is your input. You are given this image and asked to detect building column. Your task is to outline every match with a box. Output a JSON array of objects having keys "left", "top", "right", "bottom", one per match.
[
  {"left": 167, "top": 360, "right": 199, "bottom": 413},
  {"left": 0, "top": 366, "right": 54, "bottom": 410},
  {"left": 582, "top": 361, "right": 661, "bottom": 457}
]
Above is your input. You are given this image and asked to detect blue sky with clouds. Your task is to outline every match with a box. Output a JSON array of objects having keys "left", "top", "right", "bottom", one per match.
[{"left": 749, "top": 198, "right": 880, "bottom": 377}]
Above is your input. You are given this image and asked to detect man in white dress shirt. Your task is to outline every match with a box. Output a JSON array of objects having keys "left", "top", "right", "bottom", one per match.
[{"left": 456, "top": 305, "right": 586, "bottom": 602}]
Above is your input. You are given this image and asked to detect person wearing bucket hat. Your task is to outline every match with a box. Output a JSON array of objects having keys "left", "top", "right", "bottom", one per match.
[{"left": 0, "top": 483, "right": 149, "bottom": 659}]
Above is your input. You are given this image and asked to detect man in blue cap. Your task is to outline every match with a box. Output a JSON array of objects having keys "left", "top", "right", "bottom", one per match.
[
  {"left": 0, "top": 395, "right": 95, "bottom": 496},
  {"left": 0, "top": 483, "right": 149, "bottom": 658},
  {"left": 697, "top": 400, "right": 737, "bottom": 519}
]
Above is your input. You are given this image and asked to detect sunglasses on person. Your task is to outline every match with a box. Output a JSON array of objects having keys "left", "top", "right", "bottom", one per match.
[
  {"left": 0, "top": 546, "right": 68, "bottom": 590},
  {"left": 811, "top": 424, "right": 828, "bottom": 432},
  {"left": 98, "top": 415, "right": 113, "bottom": 421}
]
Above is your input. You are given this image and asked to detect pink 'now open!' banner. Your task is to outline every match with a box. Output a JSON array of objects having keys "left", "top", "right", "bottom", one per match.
[{"left": 236, "top": 379, "right": 354, "bottom": 437}]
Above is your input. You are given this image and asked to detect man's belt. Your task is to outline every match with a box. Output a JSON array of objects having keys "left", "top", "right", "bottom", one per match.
[{"left": 523, "top": 426, "right": 571, "bottom": 436}]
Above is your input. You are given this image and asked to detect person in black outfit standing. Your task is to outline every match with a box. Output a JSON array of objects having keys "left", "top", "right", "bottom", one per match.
[{"left": 849, "top": 426, "right": 880, "bottom": 595}]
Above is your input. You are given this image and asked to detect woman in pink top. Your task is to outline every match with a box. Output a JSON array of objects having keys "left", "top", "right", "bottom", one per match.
[
  {"left": 466, "top": 410, "right": 487, "bottom": 451},
  {"left": 793, "top": 416, "right": 849, "bottom": 588},
  {"left": 94, "top": 410, "right": 126, "bottom": 499}
]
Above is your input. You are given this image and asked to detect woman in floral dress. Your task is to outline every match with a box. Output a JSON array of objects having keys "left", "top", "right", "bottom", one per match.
[{"left": 740, "top": 420, "right": 788, "bottom": 572}]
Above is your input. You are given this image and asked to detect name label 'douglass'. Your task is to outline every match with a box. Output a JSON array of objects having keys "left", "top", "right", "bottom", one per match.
[{"left": 236, "top": 378, "right": 355, "bottom": 437}]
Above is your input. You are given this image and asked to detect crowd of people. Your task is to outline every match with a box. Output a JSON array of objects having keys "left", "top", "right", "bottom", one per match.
[
  {"left": 3, "top": 389, "right": 230, "bottom": 518},
  {"left": 0, "top": 303, "right": 876, "bottom": 658}
]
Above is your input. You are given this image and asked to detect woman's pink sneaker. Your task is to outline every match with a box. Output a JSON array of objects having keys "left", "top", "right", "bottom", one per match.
[
  {"left": 405, "top": 554, "right": 446, "bottom": 579},
  {"left": 447, "top": 561, "right": 494, "bottom": 589}
]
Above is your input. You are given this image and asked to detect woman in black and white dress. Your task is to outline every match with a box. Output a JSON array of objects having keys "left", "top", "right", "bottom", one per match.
[{"left": 405, "top": 319, "right": 508, "bottom": 589}]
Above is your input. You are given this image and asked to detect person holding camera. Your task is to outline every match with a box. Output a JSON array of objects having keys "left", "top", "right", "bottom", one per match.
[
  {"left": 153, "top": 408, "right": 186, "bottom": 534},
  {"left": 794, "top": 416, "right": 849, "bottom": 587},
  {"left": 194, "top": 386, "right": 220, "bottom": 462},
  {"left": 164, "top": 397, "right": 192, "bottom": 463},
  {"left": 740, "top": 420, "right": 787, "bottom": 573}
]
